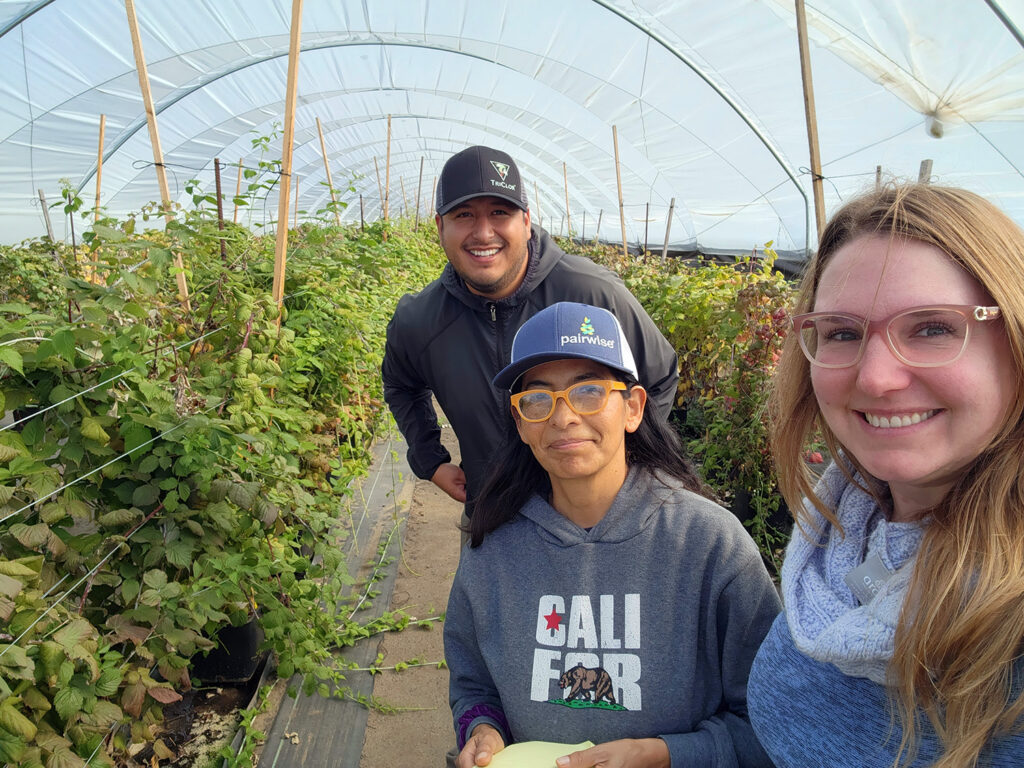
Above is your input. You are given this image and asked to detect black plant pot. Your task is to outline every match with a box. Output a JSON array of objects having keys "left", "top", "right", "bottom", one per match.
[{"left": 191, "top": 617, "right": 267, "bottom": 685}]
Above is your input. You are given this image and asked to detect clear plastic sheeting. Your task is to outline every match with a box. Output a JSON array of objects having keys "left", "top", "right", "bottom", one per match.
[{"left": 1, "top": 0, "right": 1022, "bottom": 256}]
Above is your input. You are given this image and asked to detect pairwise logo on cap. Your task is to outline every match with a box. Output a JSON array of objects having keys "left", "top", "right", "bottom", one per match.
[{"left": 490, "top": 160, "right": 510, "bottom": 181}]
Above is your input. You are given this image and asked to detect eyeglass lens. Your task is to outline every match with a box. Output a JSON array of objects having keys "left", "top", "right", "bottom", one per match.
[
  {"left": 516, "top": 382, "right": 612, "bottom": 420},
  {"left": 800, "top": 308, "right": 970, "bottom": 366}
]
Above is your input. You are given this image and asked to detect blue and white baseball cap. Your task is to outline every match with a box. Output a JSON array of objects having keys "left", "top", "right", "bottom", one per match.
[{"left": 492, "top": 302, "right": 639, "bottom": 390}]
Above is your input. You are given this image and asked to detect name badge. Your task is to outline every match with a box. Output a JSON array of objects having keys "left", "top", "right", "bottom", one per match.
[{"left": 844, "top": 552, "right": 894, "bottom": 606}]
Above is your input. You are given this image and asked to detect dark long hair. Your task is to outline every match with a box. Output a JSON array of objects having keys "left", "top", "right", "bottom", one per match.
[{"left": 467, "top": 380, "right": 709, "bottom": 547}]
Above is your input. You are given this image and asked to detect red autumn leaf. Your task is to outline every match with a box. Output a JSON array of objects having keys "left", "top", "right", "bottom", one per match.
[{"left": 146, "top": 686, "right": 183, "bottom": 705}]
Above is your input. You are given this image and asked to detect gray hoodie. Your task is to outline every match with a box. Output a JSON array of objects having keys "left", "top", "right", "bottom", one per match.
[{"left": 444, "top": 468, "right": 780, "bottom": 767}]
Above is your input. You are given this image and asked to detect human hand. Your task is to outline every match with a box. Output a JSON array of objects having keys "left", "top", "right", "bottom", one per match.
[
  {"left": 457, "top": 724, "right": 505, "bottom": 767},
  {"left": 555, "top": 738, "right": 670, "bottom": 768},
  {"left": 431, "top": 463, "right": 467, "bottom": 502}
]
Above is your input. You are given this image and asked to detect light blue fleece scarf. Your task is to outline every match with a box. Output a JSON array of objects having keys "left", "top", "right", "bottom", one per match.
[{"left": 782, "top": 461, "right": 926, "bottom": 685}]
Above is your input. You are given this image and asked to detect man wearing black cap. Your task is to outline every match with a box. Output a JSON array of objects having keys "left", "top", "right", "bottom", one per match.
[{"left": 381, "top": 145, "right": 678, "bottom": 524}]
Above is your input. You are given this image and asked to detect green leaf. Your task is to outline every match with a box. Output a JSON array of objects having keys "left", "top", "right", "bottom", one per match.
[
  {"left": 53, "top": 686, "right": 85, "bottom": 720},
  {"left": 137, "top": 454, "right": 159, "bottom": 474},
  {"left": 0, "top": 728, "right": 26, "bottom": 763},
  {"left": 0, "top": 347, "right": 23, "bottom": 375},
  {"left": 51, "top": 330, "right": 76, "bottom": 364},
  {"left": 0, "top": 703, "right": 37, "bottom": 741},
  {"left": 80, "top": 416, "right": 110, "bottom": 444},
  {"left": 142, "top": 569, "right": 167, "bottom": 590},
  {"left": 9, "top": 522, "right": 49, "bottom": 549},
  {"left": 131, "top": 484, "right": 160, "bottom": 507},
  {"left": 81, "top": 305, "right": 108, "bottom": 324},
  {"left": 20, "top": 416, "right": 45, "bottom": 447},
  {"left": 97, "top": 508, "right": 140, "bottom": 527},
  {"left": 0, "top": 560, "right": 38, "bottom": 578},
  {"left": 94, "top": 668, "right": 122, "bottom": 697},
  {"left": 121, "top": 422, "right": 152, "bottom": 456}
]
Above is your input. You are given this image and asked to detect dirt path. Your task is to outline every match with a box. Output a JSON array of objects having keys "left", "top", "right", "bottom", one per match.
[{"left": 359, "top": 422, "right": 463, "bottom": 767}]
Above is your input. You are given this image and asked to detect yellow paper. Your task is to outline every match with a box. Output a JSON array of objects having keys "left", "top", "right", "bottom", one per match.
[{"left": 486, "top": 740, "right": 595, "bottom": 767}]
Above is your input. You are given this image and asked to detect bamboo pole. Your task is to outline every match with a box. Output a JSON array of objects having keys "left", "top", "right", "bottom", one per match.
[
  {"left": 214, "top": 158, "right": 227, "bottom": 264},
  {"left": 293, "top": 173, "right": 300, "bottom": 229},
  {"left": 94, "top": 114, "right": 105, "bottom": 222},
  {"left": 38, "top": 189, "right": 55, "bottom": 242},
  {"left": 643, "top": 202, "right": 650, "bottom": 254},
  {"left": 415, "top": 156, "right": 424, "bottom": 230},
  {"left": 563, "top": 162, "right": 571, "bottom": 236},
  {"left": 582, "top": 210, "right": 587, "bottom": 242},
  {"left": 612, "top": 125, "right": 628, "bottom": 258},
  {"left": 795, "top": 0, "right": 826, "bottom": 242},
  {"left": 271, "top": 0, "right": 304, "bottom": 307},
  {"left": 661, "top": 197, "right": 675, "bottom": 262},
  {"left": 383, "top": 115, "right": 392, "bottom": 222},
  {"left": 918, "top": 159, "right": 933, "bottom": 183},
  {"left": 233, "top": 157, "right": 243, "bottom": 224},
  {"left": 430, "top": 176, "right": 436, "bottom": 217},
  {"left": 374, "top": 157, "right": 383, "bottom": 211},
  {"left": 596, "top": 210, "right": 603, "bottom": 241},
  {"left": 360, "top": 194, "right": 365, "bottom": 231},
  {"left": 125, "top": 0, "right": 190, "bottom": 308},
  {"left": 316, "top": 116, "right": 341, "bottom": 226},
  {"left": 400, "top": 176, "right": 408, "bottom": 214}
]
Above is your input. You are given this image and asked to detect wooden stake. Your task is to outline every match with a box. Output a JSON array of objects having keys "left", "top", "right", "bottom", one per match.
[
  {"left": 643, "top": 202, "right": 650, "bottom": 255},
  {"left": 612, "top": 125, "right": 628, "bottom": 258},
  {"left": 233, "top": 157, "right": 243, "bottom": 224},
  {"left": 272, "top": 0, "right": 303, "bottom": 307},
  {"left": 795, "top": 0, "right": 826, "bottom": 242},
  {"left": 360, "top": 194, "right": 365, "bottom": 231},
  {"left": 415, "top": 156, "right": 424, "bottom": 231},
  {"left": 316, "top": 116, "right": 341, "bottom": 225},
  {"left": 661, "top": 197, "right": 675, "bottom": 262},
  {"left": 582, "top": 210, "right": 586, "bottom": 241},
  {"left": 918, "top": 159, "right": 933, "bottom": 183},
  {"left": 125, "top": 0, "right": 190, "bottom": 308},
  {"left": 400, "top": 176, "right": 408, "bottom": 214},
  {"left": 293, "top": 173, "right": 300, "bottom": 229},
  {"left": 563, "top": 162, "right": 571, "bottom": 236},
  {"left": 374, "top": 156, "right": 384, "bottom": 213},
  {"left": 214, "top": 158, "right": 227, "bottom": 264},
  {"left": 94, "top": 114, "right": 105, "bottom": 222},
  {"left": 383, "top": 115, "right": 392, "bottom": 223},
  {"left": 38, "top": 189, "right": 55, "bottom": 242},
  {"left": 596, "top": 209, "right": 603, "bottom": 241}
]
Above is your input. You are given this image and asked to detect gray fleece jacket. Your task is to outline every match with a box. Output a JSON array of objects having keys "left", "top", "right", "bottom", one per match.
[{"left": 444, "top": 468, "right": 781, "bottom": 767}]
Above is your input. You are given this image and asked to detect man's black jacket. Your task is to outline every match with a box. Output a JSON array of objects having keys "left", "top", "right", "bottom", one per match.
[{"left": 381, "top": 226, "right": 679, "bottom": 509}]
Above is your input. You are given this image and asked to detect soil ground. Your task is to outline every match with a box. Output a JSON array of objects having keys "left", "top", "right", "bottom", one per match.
[{"left": 358, "top": 421, "right": 463, "bottom": 767}]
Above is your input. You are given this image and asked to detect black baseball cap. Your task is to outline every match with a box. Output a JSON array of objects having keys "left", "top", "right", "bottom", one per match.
[{"left": 436, "top": 145, "right": 529, "bottom": 216}]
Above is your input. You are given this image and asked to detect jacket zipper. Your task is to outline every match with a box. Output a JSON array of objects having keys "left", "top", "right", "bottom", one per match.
[{"left": 489, "top": 302, "right": 496, "bottom": 322}]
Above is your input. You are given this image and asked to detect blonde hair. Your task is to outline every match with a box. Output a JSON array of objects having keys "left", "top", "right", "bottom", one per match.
[{"left": 769, "top": 182, "right": 1024, "bottom": 767}]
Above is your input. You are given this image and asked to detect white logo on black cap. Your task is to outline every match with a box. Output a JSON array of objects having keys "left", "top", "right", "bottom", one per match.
[{"left": 490, "top": 161, "right": 510, "bottom": 181}]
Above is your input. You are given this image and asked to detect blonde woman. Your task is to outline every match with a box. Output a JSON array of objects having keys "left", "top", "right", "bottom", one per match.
[{"left": 747, "top": 183, "right": 1024, "bottom": 767}]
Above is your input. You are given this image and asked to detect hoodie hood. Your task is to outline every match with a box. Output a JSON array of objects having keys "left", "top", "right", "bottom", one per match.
[{"left": 517, "top": 466, "right": 671, "bottom": 547}]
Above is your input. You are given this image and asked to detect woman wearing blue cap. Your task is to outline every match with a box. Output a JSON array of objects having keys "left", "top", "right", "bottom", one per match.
[{"left": 443, "top": 301, "right": 780, "bottom": 768}]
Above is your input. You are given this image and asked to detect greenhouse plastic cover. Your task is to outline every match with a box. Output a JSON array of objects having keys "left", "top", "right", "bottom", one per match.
[{"left": 1, "top": 0, "right": 1023, "bottom": 256}]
